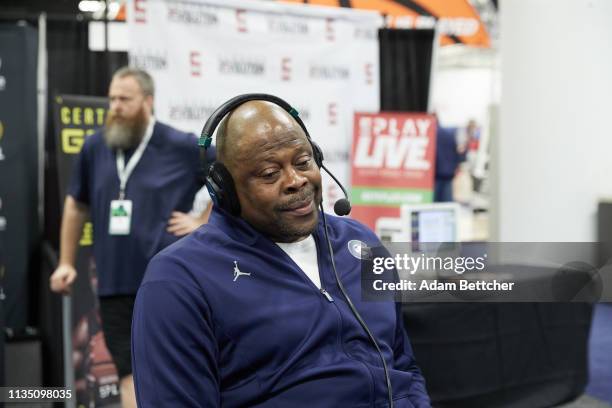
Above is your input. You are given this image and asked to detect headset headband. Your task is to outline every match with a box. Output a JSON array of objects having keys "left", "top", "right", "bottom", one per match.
[{"left": 198, "top": 93, "right": 309, "bottom": 150}]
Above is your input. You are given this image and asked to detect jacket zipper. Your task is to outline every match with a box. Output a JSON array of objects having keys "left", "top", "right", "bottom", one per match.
[{"left": 320, "top": 288, "right": 334, "bottom": 302}]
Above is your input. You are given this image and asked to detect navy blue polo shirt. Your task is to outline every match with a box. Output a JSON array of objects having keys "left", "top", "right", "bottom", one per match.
[
  {"left": 435, "top": 126, "right": 460, "bottom": 180},
  {"left": 68, "top": 121, "right": 214, "bottom": 296}
]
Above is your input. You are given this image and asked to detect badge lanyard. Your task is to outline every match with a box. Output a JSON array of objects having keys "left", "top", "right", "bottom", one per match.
[{"left": 115, "top": 119, "right": 155, "bottom": 199}]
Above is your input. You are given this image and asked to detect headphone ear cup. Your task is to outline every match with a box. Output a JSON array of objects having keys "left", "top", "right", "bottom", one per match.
[
  {"left": 205, "top": 172, "right": 222, "bottom": 209},
  {"left": 311, "top": 141, "right": 324, "bottom": 168},
  {"left": 205, "top": 162, "right": 241, "bottom": 216}
]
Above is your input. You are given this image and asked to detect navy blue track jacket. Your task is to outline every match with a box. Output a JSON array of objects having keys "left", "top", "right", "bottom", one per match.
[{"left": 132, "top": 208, "right": 431, "bottom": 407}]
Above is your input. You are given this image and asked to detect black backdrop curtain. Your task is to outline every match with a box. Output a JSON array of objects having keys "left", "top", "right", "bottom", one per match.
[
  {"left": 404, "top": 302, "right": 592, "bottom": 407},
  {"left": 0, "top": 26, "right": 39, "bottom": 390},
  {"left": 379, "top": 28, "right": 434, "bottom": 112},
  {"left": 0, "top": 23, "right": 38, "bottom": 331}
]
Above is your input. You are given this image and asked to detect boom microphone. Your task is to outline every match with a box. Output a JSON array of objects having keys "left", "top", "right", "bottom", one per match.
[
  {"left": 334, "top": 199, "right": 351, "bottom": 217},
  {"left": 321, "top": 164, "right": 352, "bottom": 216}
]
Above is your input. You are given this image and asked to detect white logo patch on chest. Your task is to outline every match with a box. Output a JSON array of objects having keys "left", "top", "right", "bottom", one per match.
[{"left": 347, "top": 240, "right": 372, "bottom": 260}]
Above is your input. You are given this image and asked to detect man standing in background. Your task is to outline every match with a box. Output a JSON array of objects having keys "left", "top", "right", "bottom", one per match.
[
  {"left": 434, "top": 115, "right": 462, "bottom": 202},
  {"left": 49, "top": 67, "right": 214, "bottom": 408}
]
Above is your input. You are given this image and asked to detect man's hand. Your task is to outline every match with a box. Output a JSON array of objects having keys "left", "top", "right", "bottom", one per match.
[
  {"left": 167, "top": 211, "right": 205, "bottom": 236},
  {"left": 50, "top": 264, "right": 77, "bottom": 295}
]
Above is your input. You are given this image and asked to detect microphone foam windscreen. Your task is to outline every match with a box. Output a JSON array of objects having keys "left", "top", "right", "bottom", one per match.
[{"left": 333, "top": 199, "right": 352, "bottom": 216}]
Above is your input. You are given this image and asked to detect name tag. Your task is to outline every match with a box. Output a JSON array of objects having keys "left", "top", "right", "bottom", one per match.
[{"left": 109, "top": 200, "right": 132, "bottom": 235}]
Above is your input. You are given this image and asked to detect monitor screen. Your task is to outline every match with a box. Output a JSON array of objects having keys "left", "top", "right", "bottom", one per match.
[
  {"left": 401, "top": 203, "right": 460, "bottom": 250},
  {"left": 411, "top": 209, "right": 457, "bottom": 243}
]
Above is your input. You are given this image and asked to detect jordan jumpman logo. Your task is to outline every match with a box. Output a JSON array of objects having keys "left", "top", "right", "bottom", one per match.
[{"left": 233, "top": 261, "right": 251, "bottom": 282}]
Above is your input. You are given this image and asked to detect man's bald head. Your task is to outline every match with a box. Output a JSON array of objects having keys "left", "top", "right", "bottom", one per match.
[{"left": 216, "top": 100, "right": 307, "bottom": 169}]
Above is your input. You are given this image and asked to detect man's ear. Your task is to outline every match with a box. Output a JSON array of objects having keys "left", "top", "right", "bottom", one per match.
[{"left": 145, "top": 94, "right": 154, "bottom": 114}]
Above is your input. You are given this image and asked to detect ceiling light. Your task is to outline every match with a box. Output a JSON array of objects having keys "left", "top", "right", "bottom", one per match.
[{"left": 78, "top": 0, "right": 103, "bottom": 13}]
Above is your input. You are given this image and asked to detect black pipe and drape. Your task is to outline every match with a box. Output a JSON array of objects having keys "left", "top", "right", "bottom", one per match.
[{"left": 379, "top": 28, "right": 434, "bottom": 112}]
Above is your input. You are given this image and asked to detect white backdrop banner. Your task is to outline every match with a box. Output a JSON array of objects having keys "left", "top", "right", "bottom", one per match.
[{"left": 127, "top": 0, "right": 381, "bottom": 211}]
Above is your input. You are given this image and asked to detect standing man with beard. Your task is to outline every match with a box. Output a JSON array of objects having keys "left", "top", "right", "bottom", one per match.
[
  {"left": 49, "top": 67, "right": 214, "bottom": 408},
  {"left": 131, "top": 98, "right": 430, "bottom": 407}
]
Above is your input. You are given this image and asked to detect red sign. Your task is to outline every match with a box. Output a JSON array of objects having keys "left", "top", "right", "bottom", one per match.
[{"left": 350, "top": 112, "right": 437, "bottom": 230}]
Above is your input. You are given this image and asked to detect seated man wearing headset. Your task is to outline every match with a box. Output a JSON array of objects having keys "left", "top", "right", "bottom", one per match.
[{"left": 131, "top": 95, "right": 431, "bottom": 408}]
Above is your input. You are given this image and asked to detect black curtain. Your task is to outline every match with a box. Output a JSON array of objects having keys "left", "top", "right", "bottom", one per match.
[
  {"left": 0, "top": 24, "right": 39, "bottom": 390},
  {"left": 404, "top": 302, "right": 592, "bottom": 407},
  {"left": 0, "top": 23, "right": 39, "bottom": 331},
  {"left": 379, "top": 28, "right": 434, "bottom": 112}
]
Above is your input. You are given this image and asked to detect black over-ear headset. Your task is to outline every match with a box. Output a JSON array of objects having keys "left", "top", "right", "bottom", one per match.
[
  {"left": 198, "top": 93, "right": 351, "bottom": 217},
  {"left": 199, "top": 94, "right": 393, "bottom": 408}
]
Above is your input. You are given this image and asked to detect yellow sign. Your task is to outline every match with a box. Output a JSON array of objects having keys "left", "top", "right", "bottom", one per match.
[
  {"left": 62, "top": 128, "right": 96, "bottom": 154},
  {"left": 58, "top": 101, "right": 108, "bottom": 154},
  {"left": 79, "top": 222, "right": 93, "bottom": 246},
  {"left": 60, "top": 106, "right": 106, "bottom": 127}
]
